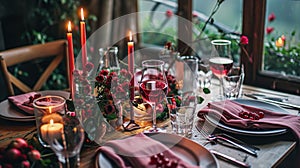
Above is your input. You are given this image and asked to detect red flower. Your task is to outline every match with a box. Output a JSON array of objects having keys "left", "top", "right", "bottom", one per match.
[
  {"left": 266, "top": 27, "right": 274, "bottom": 34},
  {"left": 165, "top": 10, "right": 173, "bottom": 18},
  {"left": 104, "top": 104, "right": 116, "bottom": 114},
  {"left": 240, "top": 35, "right": 249, "bottom": 45},
  {"left": 192, "top": 12, "right": 198, "bottom": 18},
  {"left": 100, "top": 69, "right": 109, "bottom": 76},
  {"left": 268, "top": 13, "right": 275, "bottom": 22},
  {"left": 109, "top": 71, "right": 118, "bottom": 77},
  {"left": 96, "top": 75, "right": 105, "bottom": 82}
]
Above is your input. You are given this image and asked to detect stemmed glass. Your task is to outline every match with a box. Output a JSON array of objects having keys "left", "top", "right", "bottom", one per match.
[
  {"left": 46, "top": 116, "right": 85, "bottom": 168},
  {"left": 209, "top": 39, "right": 233, "bottom": 100},
  {"left": 139, "top": 60, "right": 168, "bottom": 132}
]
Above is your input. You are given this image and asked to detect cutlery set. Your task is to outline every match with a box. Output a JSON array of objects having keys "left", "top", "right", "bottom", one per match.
[
  {"left": 206, "top": 133, "right": 259, "bottom": 168},
  {"left": 244, "top": 93, "right": 300, "bottom": 111}
]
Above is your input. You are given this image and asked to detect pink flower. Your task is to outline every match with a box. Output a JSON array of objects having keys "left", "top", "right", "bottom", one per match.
[
  {"left": 266, "top": 27, "right": 274, "bottom": 34},
  {"left": 120, "top": 69, "right": 128, "bottom": 76},
  {"left": 165, "top": 10, "right": 173, "bottom": 18},
  {"left": 85, "top": 62, "right": 94, "bottom": 72},
  {"left": 73, "top": 69, "right": 81, "bottom": 78},
  {"left": 240, "top": 35, "right": 249, "bottom": 45},
  {"left": 268, "top": 13, "right": 275, "bottom": 22}
]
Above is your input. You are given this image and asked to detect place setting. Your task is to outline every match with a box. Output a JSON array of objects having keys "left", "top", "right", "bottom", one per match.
[
  {"left": 0, "top": 90, "right": 70, "bottom": 122},
  {"left": 195, "top": 39, "right": 300, "bottom": 139}
]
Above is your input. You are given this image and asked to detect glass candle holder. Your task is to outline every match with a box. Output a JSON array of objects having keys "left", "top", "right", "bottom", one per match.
[{"left": 33, "top": 95, "right": 66, "bottom": 147}]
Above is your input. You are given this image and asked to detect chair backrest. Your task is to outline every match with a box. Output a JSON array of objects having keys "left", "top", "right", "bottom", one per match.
[{"left": 0, "top": 40, "right": 70, "bottom": 96}]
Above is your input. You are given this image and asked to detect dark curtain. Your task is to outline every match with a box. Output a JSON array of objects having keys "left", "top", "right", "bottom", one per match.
[{"left": 85, "top": 0, "right": 139, "bottom": 59}]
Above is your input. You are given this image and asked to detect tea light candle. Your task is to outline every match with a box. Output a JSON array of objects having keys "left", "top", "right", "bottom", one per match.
[{"left": 40, "top": 119, "right": 64, "bottom": 143}]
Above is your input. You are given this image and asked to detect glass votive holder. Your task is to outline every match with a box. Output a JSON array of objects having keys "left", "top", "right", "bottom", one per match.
[{"left": 33, "top": 95, "right": 66, "bottom": 147}]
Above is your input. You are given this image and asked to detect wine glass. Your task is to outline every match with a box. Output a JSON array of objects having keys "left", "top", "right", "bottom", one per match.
[
  {"left": 209, "top": 39, "right": 233, "bottom": 100},
  {"left": 46, "top": 116, "right": 85, "bottom": 168},
  {"left": 139, "top": 60, "right": 168, "bottom": 132}
]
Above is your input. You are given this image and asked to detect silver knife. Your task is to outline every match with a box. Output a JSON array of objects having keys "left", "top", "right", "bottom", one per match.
[
  {"left": 244, "top": 93, "right": 300, "bottom": 110},
  {"left": 211, "top": 150, "right": 251, "bottom": 168},
  {"left": 209, "top": 135, "right": 258, "bottom": 157}
]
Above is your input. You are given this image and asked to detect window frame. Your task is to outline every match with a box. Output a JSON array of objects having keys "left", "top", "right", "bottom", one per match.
[{"left": 241, "top": 0, "right": 300, "bottom": 95}]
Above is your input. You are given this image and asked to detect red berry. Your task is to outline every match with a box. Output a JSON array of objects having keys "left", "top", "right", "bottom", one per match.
[
  {"left": 158, "top": 152, "right": 164, "bottom": 159},
  {"left": 243, "top": 114, "right": 249, "bottom": 119},
  {"left": 253, "top": 113, "right": 260, "bottom": 120},
  {"left": 9, "top": 138, "right": 28, "bottom": 149},
  {"left": 21, "top": 160, "right": 30, "bottom": 168},
  {"left": 163, "top": 157, "right": 170, "bottom": 164},
  {"left": 238, "top": 112, "right": 243, "bottom": 118},
  {"left": 27, "top": 149, "right": 41, "bottom": 161},
  {"left": 149, "top": 155, "right": 158, "bottom": 164},
  {"left": 258, "top": 111, "right": 264, "bottom": 119},
  {"left": 6, "top": 148, "right": 22, "bottom": 163}
]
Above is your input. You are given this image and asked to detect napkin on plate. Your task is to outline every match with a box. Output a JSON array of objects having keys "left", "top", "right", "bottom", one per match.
[
  {"left": 198, "top": 100, "right": 300, "bottom": 140},
  {"left": 8, "top": 92, "right": 41, "bottom": 115},
  {"left": 97, "top": 133, "right": 199, "bottom": 168}
]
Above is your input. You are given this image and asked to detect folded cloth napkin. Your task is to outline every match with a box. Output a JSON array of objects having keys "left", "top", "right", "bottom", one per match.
[
  {"left": 98, "top": 133, "right": 199, "bottom": 168},
  {"left": 8, "top": 92, "right": 40, "bottom": 115},
  {"left": 198, "top": 100, "right": 300, "bottom": 140}
]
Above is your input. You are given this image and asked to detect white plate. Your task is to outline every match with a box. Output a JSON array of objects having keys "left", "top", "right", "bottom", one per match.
[
  {"left": 96, "top": 132, "right": 219, "bottom": 168},
  {"left": 0, "top": 90, "right": 70, "bottom": 122},
  {"left": 203, "top": 99, "right": 288, "bottom": 136}
]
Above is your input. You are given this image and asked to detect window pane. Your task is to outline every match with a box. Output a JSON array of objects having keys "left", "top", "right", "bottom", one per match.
[
  {"left": 263, "top": 0, "right": 300, "bottom": 78},
  {"left": 138, "top": 0, "right": 243, "bottom": 63}
]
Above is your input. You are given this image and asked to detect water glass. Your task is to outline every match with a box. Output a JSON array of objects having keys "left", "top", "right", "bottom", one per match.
[
  {"left": 222, "top": 65, "right": 245, "bottom": 99},
  {"left": 33, "top": 95, "right": 66, "bottom": 147},
  {"left": 49, "top": 117, "right": 85, "bottom": 168},
  {"left": 169, "top": 92, "right": 197, "bottom": 138}
]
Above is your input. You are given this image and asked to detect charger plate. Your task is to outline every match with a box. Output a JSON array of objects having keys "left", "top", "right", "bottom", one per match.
[
  {"left": 201, "top": 99, "right": 288, "bottom": 136},
  {"left": 96, "top": 132, "right": 219, "bottom": 168}
]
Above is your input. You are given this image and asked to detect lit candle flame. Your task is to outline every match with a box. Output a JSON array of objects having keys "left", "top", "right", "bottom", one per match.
[
  {"left": 49, "top": 107, "right": 52, "bottom": 113},
  {"left": 129, "top": 31, "right": 132, "bottom": 41},
  {"left": 67, "top": 21, "right": 72, "bottom": 32},
  {"left": 81, "top": 8, "right": 85, "bottom": 21},
  {"left": 50, "top": 119, "right": 54, "bottom": 125}
]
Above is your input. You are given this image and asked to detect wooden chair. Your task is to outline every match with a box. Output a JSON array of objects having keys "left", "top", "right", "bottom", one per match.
[{"left": 0, "top": 40, "right": 70, "bottom": 97}]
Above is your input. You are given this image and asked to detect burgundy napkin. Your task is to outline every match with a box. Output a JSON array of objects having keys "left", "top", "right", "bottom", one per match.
[
  {"left": 8, "top": 92, "right": 40, "bottom": 115},
  {"left": 98, "top": 133, "right": 199, "bottom": 168},
  {"left": 198, "top": 100, "right": 300, "bottom": 140}
]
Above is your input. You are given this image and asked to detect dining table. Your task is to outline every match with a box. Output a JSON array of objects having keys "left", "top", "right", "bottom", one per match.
[{"left": 0, "top": 80, "right": 299, "bottom": 168}]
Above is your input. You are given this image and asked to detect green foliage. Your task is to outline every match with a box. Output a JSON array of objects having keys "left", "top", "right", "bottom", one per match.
[
  {"left": 16, "top": 0, "right": 97, "bottom": 91},
  {"left": 264, "top": 32, "right": 300, "bottom": 76}
]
